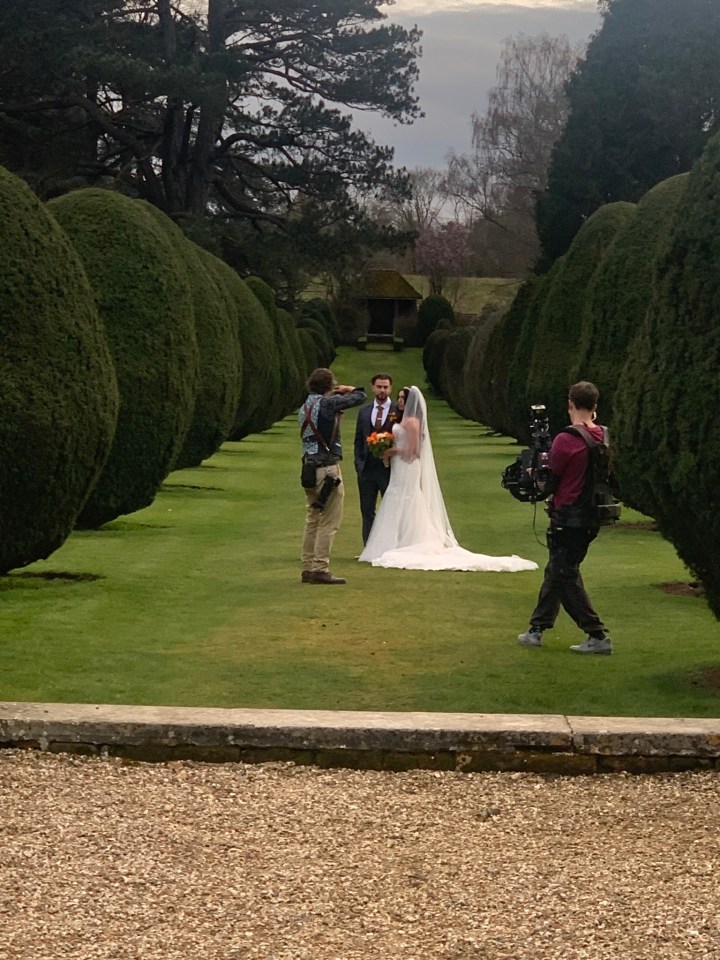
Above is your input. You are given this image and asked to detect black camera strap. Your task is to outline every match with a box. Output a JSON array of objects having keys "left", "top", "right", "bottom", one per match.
[
  {"left": 560, "top": 424, "right": 619, "bottom": 525},
  {"left": 563, "top": 423, "right": 609, "bottom": 447}
]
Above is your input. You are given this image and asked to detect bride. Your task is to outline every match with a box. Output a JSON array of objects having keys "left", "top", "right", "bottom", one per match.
[{"left": 358, "top": 386, "right": 537, "bottom": 572}]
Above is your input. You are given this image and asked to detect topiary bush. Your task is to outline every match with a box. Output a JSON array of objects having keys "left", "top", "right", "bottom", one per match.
[
  {"left": 525, "top": 202, "right": 636, "bottom": 434},
  {"left": 416, "top": 294, "right": 455, "bottom": 346},
  {"left": 195, "top": 251, "right": 279, "bottom": 440},
  {"left": 438, "top": 327, "right": 475, "bottom": 418},
  {"left": 299, "top": 298, "right": 340, "bottom": 346},
  {"left": 472, "top": 278, "right": 544, "bottom": 437},
  {"left": 142, "top": 206, "right": 243, "bottom": 470},
  {"left": 0, "top": 168, "right": 119, "bottom": 571},
  {"left": 504, "top": 262, "right": 565, "bottom": 442},
  {"left": 246, "top": 276, "right": 304, "bottom": 419},
  {"left": 279, "top": 306, "right": 311, "bottom": 382},
  {"left": 462, "top": 304, "right": 511, "bottom": 426},
  {"left": 296, "top": 316, "right": 336, "bottom": 366},
  {"left": 613, "top": 133, "right": 720, "bottom": 616},
  {"left": 573, "top": 175, "right": 688, "bottom": 428},
  {"left": 49, "top": 189, "right": 199, "bottom": 528},
  {"left": 423, "top": 328, "right": 451, "bottom": 394},
  {"left": 297, "top": 327, "right": 322, "bottom": 375},
  {"left": 334, "top": 300, "right": 366, "bottom": 344}
]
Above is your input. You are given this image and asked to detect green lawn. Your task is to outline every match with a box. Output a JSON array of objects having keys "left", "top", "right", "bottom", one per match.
[{"left": 1, "top": 347, "right": 718, "bottom": 716}]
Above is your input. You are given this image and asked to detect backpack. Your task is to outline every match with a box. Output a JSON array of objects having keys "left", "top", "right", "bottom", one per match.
[{"left": 562, "top": 425, "right": 621, "bottom": 527}]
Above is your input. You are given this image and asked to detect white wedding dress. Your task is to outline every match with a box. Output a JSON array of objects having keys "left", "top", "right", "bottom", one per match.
[{"left": 358, "top": 388, "right": 537, "bottom": 573}]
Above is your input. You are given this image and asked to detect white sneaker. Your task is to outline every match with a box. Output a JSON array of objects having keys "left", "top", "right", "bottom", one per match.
[
  {"left": 517, "top": 629, "right": 543, "bottom": 647},
  {"left": 570, "top": 634, "right": 613, "bottom": 655}
]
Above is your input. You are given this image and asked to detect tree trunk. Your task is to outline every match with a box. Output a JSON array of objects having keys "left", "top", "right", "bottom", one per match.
[
  {"left": 186, "top": 0, "right": 228, "bottom": 214},
  {"left": 158, "top": 0, "right": 187, "bottom": 213}
]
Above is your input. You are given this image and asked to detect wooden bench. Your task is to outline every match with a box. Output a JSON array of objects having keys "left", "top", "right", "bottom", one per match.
[{"left": 356, "top": 335, "right": 404, "bottom": 352}]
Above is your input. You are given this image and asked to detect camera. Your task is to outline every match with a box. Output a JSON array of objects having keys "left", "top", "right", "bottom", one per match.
[
  {"left": 311, "top": 474, "right": 341, "bottom": 510},
  {"left": 501, "top": 404, "right": 552, "bottom": 503}
]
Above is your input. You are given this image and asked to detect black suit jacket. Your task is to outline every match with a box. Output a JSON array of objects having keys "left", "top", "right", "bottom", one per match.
[{"left": 354, "top": 402, "right": 399, "bottom": 473}]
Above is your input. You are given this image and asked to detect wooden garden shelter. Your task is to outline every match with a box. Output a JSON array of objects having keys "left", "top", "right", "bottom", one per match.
[{"left": 354, "top": 269, "right": 422, "bottom": 347}]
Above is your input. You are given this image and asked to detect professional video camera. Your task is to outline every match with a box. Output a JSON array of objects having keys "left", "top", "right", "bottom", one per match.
[{"left": 501, "top": 404, "right": 552, "bottom": 504}]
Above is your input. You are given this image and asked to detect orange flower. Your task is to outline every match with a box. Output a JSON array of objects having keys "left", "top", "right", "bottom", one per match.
[{"left": 367, "top": 431, "right": 395, "bottom": 457}]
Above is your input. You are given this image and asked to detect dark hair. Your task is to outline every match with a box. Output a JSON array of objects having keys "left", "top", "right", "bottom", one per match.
[
  {"left": 307, "top": 367, "right": 334, "bottom": 394},
  {"left": 371, "top": 372, "right": 393, "bottom": 385},
  {"left": 569, "top": 381, "right": 599, "bottom": 411},
  {"left": 397, "top": 387, "right": 411, "bottom": 417}
]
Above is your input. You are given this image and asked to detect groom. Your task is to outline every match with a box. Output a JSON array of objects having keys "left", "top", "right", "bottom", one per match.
[{"left": 354, "top": 373, "right": 399, "bottom": 544}]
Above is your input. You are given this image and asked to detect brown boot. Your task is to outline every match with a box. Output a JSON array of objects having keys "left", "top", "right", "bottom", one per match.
[
  {"left": 301, "top": 570, "right": 318, "bottom": 583},
  {"left": 313, "top": 571, "right": 347, "bottom": 585}
]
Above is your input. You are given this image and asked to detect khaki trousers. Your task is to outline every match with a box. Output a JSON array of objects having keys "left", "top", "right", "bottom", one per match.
[{"left": 301, "top": 464, "right": 344, "bottom": 573}]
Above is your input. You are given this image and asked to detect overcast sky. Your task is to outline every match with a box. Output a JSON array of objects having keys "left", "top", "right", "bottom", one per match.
[{"left": 357, "top": 0, "right": 602, "bottom": 170}]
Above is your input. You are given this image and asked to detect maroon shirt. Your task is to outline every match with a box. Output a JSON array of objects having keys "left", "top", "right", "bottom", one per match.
[{"left": 548, "top": 423, "right": 606, "bottom": 510}]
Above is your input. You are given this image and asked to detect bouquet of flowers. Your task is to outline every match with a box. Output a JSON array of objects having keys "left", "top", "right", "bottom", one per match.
[{"left": 367, "top": 431, "right": 395, "bottom": 458}]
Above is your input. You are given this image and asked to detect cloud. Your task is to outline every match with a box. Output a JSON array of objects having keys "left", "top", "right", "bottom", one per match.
[
  {"left": 385, "top": 0, "right": 596, "bottom": 12},
  {"left": 361, "top": 2, "right": 601, "bottom": 169}
]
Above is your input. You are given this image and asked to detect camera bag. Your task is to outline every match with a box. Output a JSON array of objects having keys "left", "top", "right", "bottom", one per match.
[{"left": 301, "top": 460, "right": 317, "bottom": 490}]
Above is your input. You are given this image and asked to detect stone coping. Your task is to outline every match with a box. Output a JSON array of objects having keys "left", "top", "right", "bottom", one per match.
[{"left": 1, "top": 702, "right": 719, "bottom": 774}]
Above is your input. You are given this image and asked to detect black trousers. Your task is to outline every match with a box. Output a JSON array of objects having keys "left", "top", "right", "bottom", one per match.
[
  {"left": 357, "top": 460, "right": 391, "bottom": 544},
  {"left": 529, "top": 521, "right": 605, "bottom": 634}
]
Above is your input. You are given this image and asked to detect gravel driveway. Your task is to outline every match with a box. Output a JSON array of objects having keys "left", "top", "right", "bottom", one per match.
[{"left": 1, "top": 750, "right": 719, "bottom": 959}]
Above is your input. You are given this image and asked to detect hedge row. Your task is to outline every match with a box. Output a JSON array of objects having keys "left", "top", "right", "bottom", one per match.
[
  {"left": 426, "top": 132, "right": 720, "bottom": 618},
  {"left": 0, "top": 171, "right": 118, "bottom": 573},
  {"left": 0, "top": 172, "right": 332, "bottom": 572}
]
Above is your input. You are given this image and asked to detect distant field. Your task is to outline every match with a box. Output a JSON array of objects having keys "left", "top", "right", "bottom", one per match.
[
  {"left": 402, "top": 274, "right": 522, "bottom": 317},
  {"left": 303, "top": 275, "right": 523, "bottom": 318}
]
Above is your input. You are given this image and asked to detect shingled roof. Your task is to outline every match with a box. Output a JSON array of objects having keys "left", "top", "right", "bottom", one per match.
[{"left": 356, "top": 269, "right": 422, "bottom": 300}]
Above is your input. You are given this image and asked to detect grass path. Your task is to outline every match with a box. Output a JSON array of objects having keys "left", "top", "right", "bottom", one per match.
[{"left": 1, "top": 348, "right": 718, "bottom": 716}]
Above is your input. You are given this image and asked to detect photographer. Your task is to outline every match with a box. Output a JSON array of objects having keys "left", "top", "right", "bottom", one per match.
[
  {"left": 517, "top": 381, "right": 614, "bottom": 655},
  {"left": 298, "top": 368, "right": 366, "bottom": 584}
]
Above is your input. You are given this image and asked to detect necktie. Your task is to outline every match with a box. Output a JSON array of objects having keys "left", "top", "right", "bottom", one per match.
[{"left": 374, "top": 405, "right": 383, "bottom": 430}]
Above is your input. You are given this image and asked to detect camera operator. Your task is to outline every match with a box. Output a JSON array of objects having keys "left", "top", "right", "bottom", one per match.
[
  {"left": 298, "top": 368, "right": 366, "bottom": 584},
  {"left": 517, "top": 381, "right": 614, "bottom": 655}
]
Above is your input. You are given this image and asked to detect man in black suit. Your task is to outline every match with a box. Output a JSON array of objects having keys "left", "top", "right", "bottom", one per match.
[{"left": 354, "top": 372, "right": 399, "bottom": 544}]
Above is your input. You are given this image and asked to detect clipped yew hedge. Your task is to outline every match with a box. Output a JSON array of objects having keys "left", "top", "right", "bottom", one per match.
[
  {"left": 142, "top": 207, "right": 242, "bottom": 469},
  {"left": 470, "top": 277, "right": 542, "bottom": 437},
  {"left": 0, "top": 168, "right": 118, "bottom": 571},
  {"left": 296, "top": 316, "right": 335, "bottom": 367},
  {"left": 423, "top": 328, "right": 451, "bottom": 394},
  {"left": 196, "top": 251, "right": 278, "bottom": 440},
  {"left": 296, "top": 326, "right": 323, "bottom": 374},
  {"left": 574, "top": 175, "right": 688, "bottom": 426},
  {"left": 299, "top": 298, "right": 340, "bottom": 346},
  {"left": 525, "top": 202, "right": 636, "bottom": 433},
  {"left": 245, "top": 276, "right": 304, "bottom": 419},
  {"left": 417, "top": 294, "right": 454, "bottom": 346},
  {"left": 49, "top": 189, "right": 199, "bottom": 528},
  {"left": 438, "top": 327, "right": 475, "bottom": 419},
  {"left": 280, "top": 307, "right": 311, "bottom": 379},
  {"left": 504, "top": 265, "right": 563, "bottom": 442},
  {"left": 461, "top": 307, "right": 507, "bottom": 426},
  {"left": 613, "top": 134, "right": 720, "bottom": 616}
]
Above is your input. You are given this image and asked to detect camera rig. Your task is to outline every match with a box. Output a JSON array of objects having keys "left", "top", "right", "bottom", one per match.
[{"left": 501, "top": 404, "right": 552, "bottom": 503}]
